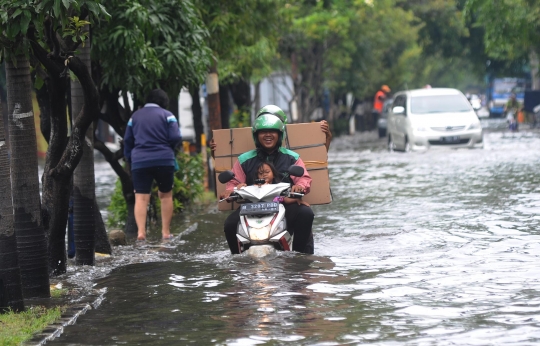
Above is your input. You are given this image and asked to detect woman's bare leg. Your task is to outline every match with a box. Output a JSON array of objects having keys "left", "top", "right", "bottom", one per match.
[
  {"left": 159, "top": 191, "right": 173, "bottom": 238},
  {"left": 135, "top": 193, "right": 151, "bottom": 240}
]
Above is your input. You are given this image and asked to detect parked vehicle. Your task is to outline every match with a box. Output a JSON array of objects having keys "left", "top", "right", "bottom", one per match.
[
  {"left": 387, "top": 88, "right": 483, "bottom": 152},
  {"left": 178, "top": 88, "right": 196, "bottom": 143},
  {"left": 467, "top": 94, "right": 482, "bottom": 111},
  {"left": 218, "top": 165, "right": 306, "bottom": 258},
  {"left": 377, "top": 99, "right": 393, "bottom": 138}
]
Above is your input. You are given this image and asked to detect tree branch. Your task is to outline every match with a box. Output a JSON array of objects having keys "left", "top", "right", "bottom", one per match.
[{"left": 50, "top": 55, "right": 99, "bottom": 178}]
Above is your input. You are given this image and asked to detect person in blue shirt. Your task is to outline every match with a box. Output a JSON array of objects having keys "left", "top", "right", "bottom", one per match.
[{"left": 124, "top": 89, "right": 182, "bottom": 241}]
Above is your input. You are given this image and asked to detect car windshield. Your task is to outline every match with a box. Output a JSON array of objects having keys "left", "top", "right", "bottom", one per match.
[{"left": 410, "top": 95, "right": 472, "bottom": 114}]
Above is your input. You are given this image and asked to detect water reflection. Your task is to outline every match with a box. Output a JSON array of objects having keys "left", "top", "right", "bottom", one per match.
[{"left": 50, "top": 128, "right": 540, "bottom": 345}]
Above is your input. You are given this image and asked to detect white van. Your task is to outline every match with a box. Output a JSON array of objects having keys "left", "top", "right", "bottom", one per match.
[{"left": 387, "top": 88, "right": 483, "bottom": 151}]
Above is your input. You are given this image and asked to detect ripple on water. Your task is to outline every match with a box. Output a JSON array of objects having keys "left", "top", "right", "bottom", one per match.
[{"left": 50, "top": 129, "right": 540, "bottom": 345}]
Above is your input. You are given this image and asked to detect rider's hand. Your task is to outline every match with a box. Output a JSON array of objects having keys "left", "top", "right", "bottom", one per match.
[
  {"left": 320, "top": 120, "right": 332, "bottom": 151},
  {"left": 297, "top": 199, "right": 310, "bottom": 207},
  {"left": 219, "top": 189, "right": 233, "bottom": 202},
  {"left": 209, "top": 138, "right": 216, "bottom": 159},
  {"left": 283, "top": 197, "right": 310, "bottom": 207},
  {"left": 236, "top": 183, "right": 247, "bottom": 189},
  {"left": 291, "top": 185, "right": 305, "bottom": 193}
]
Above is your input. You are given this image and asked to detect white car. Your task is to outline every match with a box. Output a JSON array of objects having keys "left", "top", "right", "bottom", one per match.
[{"left": 387, "top": 88, "right": 483, "bottom": 151}]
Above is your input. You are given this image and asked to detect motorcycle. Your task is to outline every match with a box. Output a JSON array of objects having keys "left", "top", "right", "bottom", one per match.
[
  {"left": 506, "top": 109, "right": 518, "bottom": 132},
  {"left": 218, "top": 165, "right": 305, "bottom": 257}
]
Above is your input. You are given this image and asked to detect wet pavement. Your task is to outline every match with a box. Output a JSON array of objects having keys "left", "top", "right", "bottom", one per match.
[{"left": 43, "top": 120, "right": 540, "bottom": 345}]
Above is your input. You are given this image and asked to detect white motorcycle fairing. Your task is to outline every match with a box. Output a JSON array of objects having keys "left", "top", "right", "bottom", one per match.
[
  {"left": 234, "top": 183, "right": 294, "bottom": 254},
  {"left": 234, "top": 183, "right": 291, "bottom": 202}
]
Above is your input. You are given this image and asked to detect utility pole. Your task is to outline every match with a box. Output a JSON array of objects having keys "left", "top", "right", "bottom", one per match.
[{"left": 207, "top": 59, "right": 222, "bottom": 131}]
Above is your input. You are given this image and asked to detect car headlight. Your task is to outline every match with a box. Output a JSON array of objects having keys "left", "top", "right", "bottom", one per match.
[{"left": 469, "top": 122, "right": 481, "bottom": 130}]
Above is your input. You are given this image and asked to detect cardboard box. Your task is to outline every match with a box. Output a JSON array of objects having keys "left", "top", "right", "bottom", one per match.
[{"left": 213, "top": 123, "right": 332, "bottom": 211}]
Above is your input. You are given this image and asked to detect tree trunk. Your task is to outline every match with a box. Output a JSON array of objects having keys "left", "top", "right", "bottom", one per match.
[
  {"left": 5, "top": 53, "right": 50, "bottom": 298},
  {"left": 42, "top": 74, "right": 70, "bottom": 275},
  {"left": 168, "top": 92, "right": 179, "bottom": 120},
  {"left": 35, "top": 80, "right": 51, "bottom": 143},
  {"left": 94, "top": 199, "right": 111, "bottom": 254},
  {"left": 0, "top": 62, "right": 9, "bottom": 148},
  {"left": 29, "top": 33, "right": 76, "bottom": 276},
  {"left": 206, "top": 60, "right": 221, "bottom": 131},
  {"left": 71, "top": 37, "right": 96, "bottom": 266},
  {"left": 219, "top": 83, "right": 231, "bottom": 129},
  {"left": 190, "top": 85, "right": 203, "bottom": 152},
  {"left": 229, "top": 78, "right": 251, "bottom": 111},
  {"left": 530, "top": 49, "right": 540, "bottom": 90},
  {"left": 0, "top": 93, "right": 24, "bottom": 312}
]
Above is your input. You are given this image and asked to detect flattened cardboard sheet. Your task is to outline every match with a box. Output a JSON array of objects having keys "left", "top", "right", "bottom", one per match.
[{"left": 213, "top": 123, "right": 331, "bottom": 211}]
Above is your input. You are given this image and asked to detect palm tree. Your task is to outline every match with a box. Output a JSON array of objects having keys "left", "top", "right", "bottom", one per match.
[
  {"left": 71, "top": 36, "right": 96, "bottom": 266},
  {"left": 5, "top": 53, "right": 50, "bottom": 298},
  {"left": 0, "top": 96, "right": 24, "bottom": 312}
]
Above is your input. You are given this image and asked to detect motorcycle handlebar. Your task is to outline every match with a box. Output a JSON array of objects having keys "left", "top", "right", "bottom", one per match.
[{"left": 219, "top": 194, "right": 239, "bottom": 203}]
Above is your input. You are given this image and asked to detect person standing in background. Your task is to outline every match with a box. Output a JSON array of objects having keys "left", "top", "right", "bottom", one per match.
[
  {"left": 372, "top": 85, "right": 391, "bottom": 129},
  {"left": 124, "top": 89, "right": 182, "bottom": 241}
]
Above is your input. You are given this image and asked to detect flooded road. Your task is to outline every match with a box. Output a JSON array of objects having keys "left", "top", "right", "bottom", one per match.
[{"left": 51, "top": 125, "right": 540, "bottom": 345}]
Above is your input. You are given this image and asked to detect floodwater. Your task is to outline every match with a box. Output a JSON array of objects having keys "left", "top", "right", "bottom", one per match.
[{"left": 50, "top": 122, "right": 540, "bottom": 345}]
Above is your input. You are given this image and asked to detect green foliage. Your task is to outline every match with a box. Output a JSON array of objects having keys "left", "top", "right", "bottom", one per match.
[
  {"left": 0, "top": 0, "right": 109, "bottom": 59},
  {"left": 107, "top": 152, "right": 205, "bottom": 228},
  {"left": 63, "top": 16, "right": 91, "bottom": 43},
  {"left": 229, "top": 107, "right": 251, "bottom": 128},
  {"left": 0, "top": 306, "right": 64, "bottom": 346},
  {"left": 92, "top": 0, "right": 211, "bottom": 99},
  {"left": 171, "top": 152, "right": 205, "bottom": 210},
  {"left": 197, "top": 0, "right": 284, "bottom": 83},
  {"left": 106, "top": 178, "right": 128, "bottom": 228}
]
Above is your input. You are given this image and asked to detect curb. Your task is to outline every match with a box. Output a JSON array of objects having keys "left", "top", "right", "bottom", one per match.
[
  {"left": 23, "top": 222, "right": 199, "bottom": 345},
  {"left": 24, "top": 288, "right": 106, "bottom": 345}
]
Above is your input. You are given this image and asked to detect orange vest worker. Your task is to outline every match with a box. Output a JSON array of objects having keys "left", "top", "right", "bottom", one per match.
[{"left": 374, "top": 85, "right": 390, "bottom": 113}]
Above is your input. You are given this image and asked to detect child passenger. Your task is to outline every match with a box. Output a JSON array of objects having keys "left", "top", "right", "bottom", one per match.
[{"left": 236, "top": 162, "right": 309, "bottom": 206}]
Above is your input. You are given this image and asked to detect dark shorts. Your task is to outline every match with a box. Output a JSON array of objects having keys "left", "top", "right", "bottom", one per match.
[{"left": 131, "top": 166, "right": 175, "bottom": 194}]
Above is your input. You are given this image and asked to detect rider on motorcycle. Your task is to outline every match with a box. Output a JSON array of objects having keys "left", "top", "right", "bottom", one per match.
[{"left": 219, "top": 107, "right": 314, "bottom": 254}]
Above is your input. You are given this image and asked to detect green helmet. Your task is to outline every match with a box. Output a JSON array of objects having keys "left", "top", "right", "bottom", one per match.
[
  {"left": 252, "top": 114, "right": 285, "bottom": 148},
  {"left": 255, "top": 105, "right": 288, "bottom": 125}
]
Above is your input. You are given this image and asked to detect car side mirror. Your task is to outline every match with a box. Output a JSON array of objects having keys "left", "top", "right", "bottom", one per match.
[
  {"left": 392, "top": 106, "right": 405, "bottom": 115},
  {"left": 218, "top": 170, "right": 235, "bottom": 184},
  {"left": 288, "top": 165, "right": 305, "bottom": 177}
]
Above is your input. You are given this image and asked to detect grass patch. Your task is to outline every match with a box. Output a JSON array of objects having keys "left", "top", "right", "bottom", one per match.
[
  {"left": 0, "top": 305, "right": 65, "bottom": 346},
  {"left": 50, "top": 288, "right": 69, "bottom": 299}
]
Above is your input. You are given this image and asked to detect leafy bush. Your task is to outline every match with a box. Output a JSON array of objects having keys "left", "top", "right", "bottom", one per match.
[
  {"left": 107, "top": 151, "right": 205, "bottom": 227},
  {"left": 229, "top": 107, "right": 251, "bottom": 128},
  {"left": 107, "top": 179, "right": 129, "bottom": 228}
]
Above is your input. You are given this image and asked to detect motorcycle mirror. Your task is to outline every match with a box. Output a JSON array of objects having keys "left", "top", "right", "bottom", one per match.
[
  {"left": 288, "top": 165, "right": 304, "bottom": 177},
  {"left": 218, "top": 170, "right": 235, "bottom": 184},
  {"left": 254, "top": 178, "right": 266, "bottom": 185}
]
